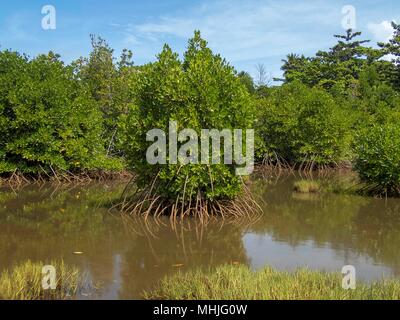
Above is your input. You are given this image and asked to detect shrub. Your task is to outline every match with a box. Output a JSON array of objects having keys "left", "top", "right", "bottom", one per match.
[
  {"left": 354, "top": 121, "right": 400, "bottom": 196},
  {"left": 0, "top": 50, "right": 122, "bottom": 175},
  {"left": 256, "top": 82, "right": 352, "bottom": 167},
  {"left": 124, "top": 32, "right": 254, "bottom": 206}
]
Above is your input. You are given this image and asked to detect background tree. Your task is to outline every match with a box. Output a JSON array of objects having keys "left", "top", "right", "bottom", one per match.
[
  {"left": 255, "top": 63, "right": 268, "bottom": 87},
  {"left": 378, "top": 22, "right": 400, "bottom": 90},
  {"left": 74, "top": 35, "right": 135, "bottom": 156},
  {"left": 280, "top": 29, "right": 377, "bottom": 94},
  {"left": 237, "top": 71, "right": 255, "bottom": 94}
]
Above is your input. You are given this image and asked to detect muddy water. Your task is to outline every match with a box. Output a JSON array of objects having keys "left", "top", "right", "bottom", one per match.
[{"left": 1, "top": 174, "right": 400, "bottom": 299}]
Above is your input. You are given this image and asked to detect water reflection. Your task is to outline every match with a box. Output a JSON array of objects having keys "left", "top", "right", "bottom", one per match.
[
  {"left": 248, "top": 174, "right": 400, "bottom": 279},
  {"left": 1, "top": 174, "right": 400, "bottom": 299}
]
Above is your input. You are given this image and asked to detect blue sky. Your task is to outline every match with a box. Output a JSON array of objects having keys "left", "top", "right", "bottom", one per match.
[{"left": 0, "top": 0, "right": 398, "bottom": 80}]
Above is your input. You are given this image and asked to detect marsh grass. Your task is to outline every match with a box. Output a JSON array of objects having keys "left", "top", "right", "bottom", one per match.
[
  {"left": 290, "top": 172, "right": 364, "bottom": 196},
  {"left": 0, "top": 260, "right": 81, "bottom": 300},
  {"left": 293, "top": 180, "right": 321, "bottom": 193},
  {"left": 144, "top": 264, "right": 400, "bottom": 300}
]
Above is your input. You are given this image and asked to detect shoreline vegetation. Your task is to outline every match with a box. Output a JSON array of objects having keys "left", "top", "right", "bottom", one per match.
[
  {"left": 0, "top": 261, "right": 84, "bottom": 300},
  {"left": 0, "top": 163, "right": 350, "bottom": 185},
  {"left": 2, "top": 12, "right": 400, "bottom": 302},
  {"left": 0, "top": 164, "right": 393, "bottom": 204},
  {"left": 0, "top": 165, "right": 392, "bottom": 199},
  {"left": 1, "top": 24, "right": 400, "bottom": 216},
  {"left": 143, "top": 265, "right": 400, "bottom": 300}
]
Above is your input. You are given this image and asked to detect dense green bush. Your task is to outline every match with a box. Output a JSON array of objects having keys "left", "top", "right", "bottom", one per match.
[
  {"left": 1, "top": 25, "right": 400, "bottom": 198},
  {"left": 354, "top": 121, "right": 400, "bottom": 196},
  {"left": 350, "top": 66, "right": 400, "bottom": 114},
  {"left": 255, "top": 82, "right": 352, "bottom": 166},
  {"left": 125, "top": 32, "right": 254, "bottom": 201},
  {"left": 0, "top": 50, "right": 121, "bottom": 174}
]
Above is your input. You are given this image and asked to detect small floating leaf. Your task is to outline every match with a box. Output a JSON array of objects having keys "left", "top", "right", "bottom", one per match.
[{"left": 172, "top": 264, "right": 183, "bottom": 268}]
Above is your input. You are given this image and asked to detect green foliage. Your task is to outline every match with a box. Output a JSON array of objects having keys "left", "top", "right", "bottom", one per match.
[
  {"left": 280, "top": 53, "right": 316, "bottom": 85},
  {"left": 1, "top": 25, "right": 400, "bottom": 193},
  {"left": 125, "top": 31, "right": 254, "bottom": 201},
  {"left": 256, "top": 82, "right": 352, "bottom": 166},
  {"left": 73, "top": 35, "right": 136, "bottom": 156},
  {"left": 281, "top": 30, "right": 379, "bottom": 95},
  {"left": 378, "top": 22, "right": 400, "bottom": 90},
  {"left": 237, "top": 71, "right": 255, "bottom": 94},
  {"left": 336, "top": 66, "right": 400, "bottom": 134},
  {"left": 355, "top": 121, "right": 400, "bottom": 196},
  {"left": 0, "top": 50, "right": 121, "bottom": 174}
]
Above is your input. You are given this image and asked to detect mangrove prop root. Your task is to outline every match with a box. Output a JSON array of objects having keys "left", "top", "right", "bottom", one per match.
[
  {"left": 117, "top": 178, "right": 263, "bottom": 221},
  {"left": 0, "top": 170, "right": 133, "bottom": 188}
]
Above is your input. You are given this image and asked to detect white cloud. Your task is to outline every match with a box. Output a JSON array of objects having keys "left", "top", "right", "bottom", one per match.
[
  {"left": 368, "top": 20, "right": 394, "bottom": 42},
  {"left": 115, "top": 0, "right": 400, "bottom": 78},
  {"left": 368, "top": 20, "right": 396, "bottom": 61},
  {"left": 121, "top": 0, "right": 340, "bottom": 78}
]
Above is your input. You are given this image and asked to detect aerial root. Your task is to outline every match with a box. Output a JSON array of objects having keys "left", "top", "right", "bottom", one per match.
[
  {"left": 0, "top": 169, "right": 133, "bottom": 188},
  {"left": 117, "top": 177, "right": 263, "bottom": 222}
]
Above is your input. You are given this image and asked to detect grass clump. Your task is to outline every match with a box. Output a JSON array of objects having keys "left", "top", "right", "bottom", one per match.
[
  {"left": 144, "top": 264, "right": 400, "bottom": 300},
  {"left": 293, "top": 180, "right": 321, "bottom": 193},
  {"left": 0, "top": 260, "right": 80, "bottom": 300},
  {"left": 291, "top": 175, "right": 363, "bottom": 196}
]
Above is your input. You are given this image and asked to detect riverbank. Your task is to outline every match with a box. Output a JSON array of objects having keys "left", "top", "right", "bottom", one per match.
[{"left": 144, "top": 265, "right": 400, "bottom": 300}]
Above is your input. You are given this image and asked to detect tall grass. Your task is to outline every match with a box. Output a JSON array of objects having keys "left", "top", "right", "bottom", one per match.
[
  {"left": 0, "top": 260, "right": 80, "bottom": 300},
  {"left": 144, "top": 264, "right": 400, "bottom": 300},
  {"left": 293, "top": 180, "right": 321, "bottom": 193}
]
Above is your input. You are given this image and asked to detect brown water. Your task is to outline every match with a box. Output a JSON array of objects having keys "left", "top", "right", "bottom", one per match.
[{"left": 1, "top": 174, "right": 400, "bottom": 299}]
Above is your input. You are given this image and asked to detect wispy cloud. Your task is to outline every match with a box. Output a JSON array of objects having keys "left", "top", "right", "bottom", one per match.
[
  {"left": 3, "top": 0, "right": 398, "bottom": 78},
  {"left": 120, "top": 0, "right": 342, "bottom": 77}
]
